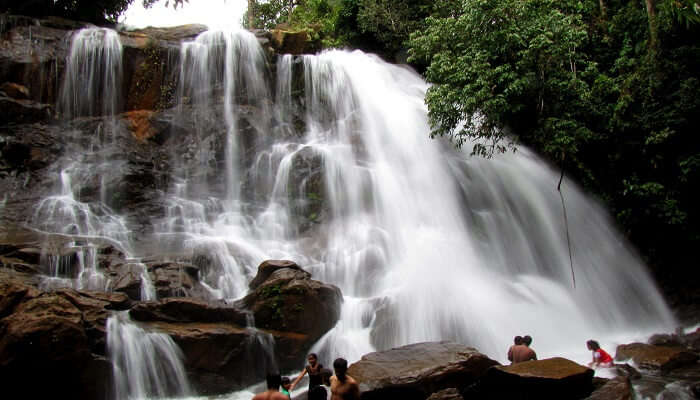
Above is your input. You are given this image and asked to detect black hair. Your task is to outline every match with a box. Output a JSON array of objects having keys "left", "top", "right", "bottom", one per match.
[
  {"left": 587, "top": 340, "right": 600, "bottom": 350},
  {"left": 281, "top": 376, "right": 291, "bottom": 385},
  {"left": 333, "top": 358, "right": 348, "bottom": 382},
  {"left": 266, "top": 372, "right": 281, "bottom": 389},
  {"left": 523, "top": 335, "right": 532, "bottom": 346},
  {"left": 514, "top": 335, "right": 523, "bottom": 345}
]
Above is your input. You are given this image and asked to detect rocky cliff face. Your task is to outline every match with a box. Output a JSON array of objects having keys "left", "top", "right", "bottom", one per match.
[{"left": 0, "top": 14, "right": 335, "bottom": 399}]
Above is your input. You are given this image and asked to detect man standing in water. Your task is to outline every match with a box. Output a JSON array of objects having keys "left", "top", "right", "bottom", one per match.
[
  {"left": 252, "top": 373, "right": 289, "bottom": 400},
  {"left": 330, "top": 358, "right": 360, "bottom": 400}
]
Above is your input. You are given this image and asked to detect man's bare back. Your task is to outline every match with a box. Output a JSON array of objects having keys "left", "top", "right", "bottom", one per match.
[
  {"left": 251, "top": 389, "right": 289, "bottom": 400},
  {"left": 330, "top": 374, "right": 360, "bottom": 400}
]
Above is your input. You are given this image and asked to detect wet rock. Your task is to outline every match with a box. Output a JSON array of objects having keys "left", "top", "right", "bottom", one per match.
[
  {"left": 614, "top": 363, "right": 642, "bottom": 380},
  {"left": 129, "top": 297, "right": 247, "bottom": 325},
  {"left": 269, "top": 29, "right": 316, "bottom": 55},
  {"left": 147, "top": 261, "right": 210, "bottom": 299},
  {"left": 615, "top": 342, "right": 699, "bottom": 372},
  {"left": 0, "top": 278, "right": 40, "bottom": 318},
  {"left": 347, "top": 341, "right": 498, "bottom": 400},
  {"left": 0, "top": 95, "right": 52, "bottom": 124},
  {"left": 0, "top": 290, "right": 97, "bottom": 399},
  {"left": 0, "top": 82, "right": 30, "bottom": 99},
  {"left": 427, "top": 388, "right": 464, "bottom": 400},
  {"left": 248, "top": 259, "right": 307, "bottom": 290},
  {"left": 584, "top": 376, "right": 632, "bottom": 400},
  {"left": 0, "top": 20, "right": 70, "bottom": 104},
  {"left": 288, "top": 146, "right": 328, "bottom": 233},
  {"left": 107, "top": 262, "right": 144, "bottom": 300},
  {"left": 237, "top": 261, "right": 342, "bottom": 340},
  {"left": 470, "top": 357, "right": 595, "bottom": 399}
]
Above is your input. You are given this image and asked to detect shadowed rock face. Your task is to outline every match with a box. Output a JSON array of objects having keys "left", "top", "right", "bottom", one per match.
[
  {"left": 584, "top": 376, "right": 632, "bottom": 400},
  {"left": 346, "top": 341, "right": 499, "bottom": 400},
  {"left": 0, "top": 274, "right": 130, "bottom": 399}
]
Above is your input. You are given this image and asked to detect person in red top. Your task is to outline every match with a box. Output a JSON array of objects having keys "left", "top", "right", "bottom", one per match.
[{"left": 586, "top": 340, "right": 614, "bottom": 367}]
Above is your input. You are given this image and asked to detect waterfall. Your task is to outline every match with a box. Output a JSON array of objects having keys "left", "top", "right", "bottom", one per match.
[
  {"left": 58, "top": 28, "right": 123, "bottom": 119},
  {"left": 34, "top": 28, "right": 131, "bottom": 292},
  {"left": 163, "top": 27, "right": 674, "bottom": 371},
  {"left": 23, "top": 22, "right": 678, "bottom": 398},
  {"left": 107, "top": 312, "right": 192, "bottom": 399}
]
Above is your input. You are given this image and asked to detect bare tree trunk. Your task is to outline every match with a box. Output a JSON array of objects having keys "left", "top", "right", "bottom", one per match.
[
  {"left": 646, "top": 0, "right": 658, "bottom": 50},
  {"left": 599, "top": 0, "right": 607, "bottom": 19},
  {"left": 248, "top": 0, "right": 256, "bottom": 29}
]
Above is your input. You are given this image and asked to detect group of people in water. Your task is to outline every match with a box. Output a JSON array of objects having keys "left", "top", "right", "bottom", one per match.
[
  {"left": 507, "top": 335, "right": 614, "bottom": 368},
  {"left": 252, "top": 353, "right": 360, "bottom": 400},
  {"left": 255, "top": 336, "right": 615, "bottom": 399}
]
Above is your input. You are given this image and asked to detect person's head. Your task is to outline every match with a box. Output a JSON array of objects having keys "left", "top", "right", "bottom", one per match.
[
  {"left": 514, "top": 335, "right": 523, "bottom": 345},
  {"left": 523, "top": 335, "right": 532, "bottom": 346},
  {"left": 308, "top": 353, "right": 318, "bottom": 366},
  {"left": 266, "top": 372, "right": 282, "bottom": 390},
  {"left": 587, "top": 340, "right": 600, "bottom": 350},
  {"left": 333, "top": 358, "right": 348, "bottom": 381},
  {"left": 281, "top": 376, "right": 291, "bottom": 389}
]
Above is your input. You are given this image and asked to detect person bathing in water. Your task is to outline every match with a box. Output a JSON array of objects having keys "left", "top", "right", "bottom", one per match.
[
  {"left": 252, "top": 373, "right": 289, "bottom": 400},
  {"left": 330, "top": 358, "right": 360, "bottom": 400},
  {"left": 290, "top": 353, "right": 325, "bottom": 395},
  {"left": 587, "top": 339, "right": 614, "bottom": 367}
]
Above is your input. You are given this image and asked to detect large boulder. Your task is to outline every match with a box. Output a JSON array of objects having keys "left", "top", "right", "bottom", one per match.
[
  {"left": 236, "top": 260, "right": 342, "bottom": 370},
  {"left": 0, "top": 286, "right": 117, "bottom": 399},
  {"left": 469, "top": 357, "right": 595, "bottom": 399},
  {"left": 346, "top": 341, "right": 498, "bottom": 400},
  {"left": 615, "top": 342, "right": 699, "bottom": 372},
  {"left": 237, "top": 261, "right": 341, "bottom": 349}
]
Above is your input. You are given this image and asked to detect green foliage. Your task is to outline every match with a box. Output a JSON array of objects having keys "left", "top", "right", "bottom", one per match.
[
  {"left": 409, "top": 0, "right": 592, "bottom": 158},
  {"left": 408, "top": 0, "right": 700, "bottom": 283}
]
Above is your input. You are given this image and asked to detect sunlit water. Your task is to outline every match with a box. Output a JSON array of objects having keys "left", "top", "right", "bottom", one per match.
[{"left": 32, "top": 26, "right": 681, "bottom": 398}]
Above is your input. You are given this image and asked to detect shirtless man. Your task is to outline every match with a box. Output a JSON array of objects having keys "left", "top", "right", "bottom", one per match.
[
  {"left": 252, "top": 373, "right": 289, "bottom": 400},
  {"left": 511, "top": 335, "right": 537, "bottom": 363},
  {"left": 330, "top": 358, "right": 360, "bottom": 400}
]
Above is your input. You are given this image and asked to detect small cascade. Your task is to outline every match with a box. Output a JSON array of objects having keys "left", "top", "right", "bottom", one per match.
[
  {"left": 243, "top": 312, "right": 279, "bottom": 376},
  {"left": 107, "top": 312, "right": 192, "bottom": 399},
  {"left": 58, "top": 28, "right": 123, "bottom": 119},
  {"left": 31, "top": 27, "right": 157, "bottom": 298}
]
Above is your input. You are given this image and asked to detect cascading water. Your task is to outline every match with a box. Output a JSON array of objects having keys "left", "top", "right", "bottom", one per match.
[
  {"left": 25, "top": 22, "right": 678, "bottom": 398},
  {"left": 34, "top": 27, "right": 190, "bottom": 399},
  {"left": 35, "top": 28, "right": 129, "bottom": 292},
  {"left": 161, "top": 27, "right": 674, "bottom": 378},
  {"left": 107, "top": 312, "right": 192, "bottom": 399}
]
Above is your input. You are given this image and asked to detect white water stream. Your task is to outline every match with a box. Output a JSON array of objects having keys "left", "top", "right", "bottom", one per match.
[{"left": 38, "top": 27, "right": 679, "bottom": 398}]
